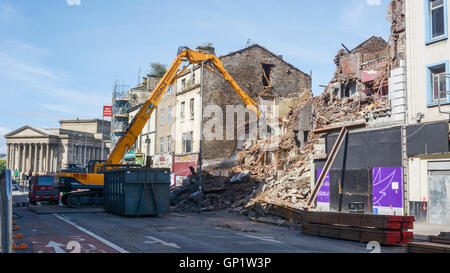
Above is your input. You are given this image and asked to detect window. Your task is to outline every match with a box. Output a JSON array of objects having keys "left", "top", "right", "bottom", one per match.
[
  {"left": 432, "top": 65, "right": 447, "bottom": 101},
  {"left": 183, "top": 132, "right": 192, "bottom": 153},
  {"left": 190, "top": 98, "right": 195, "bottom": 119},
  {"left": 160, "top": 109, "right": 165, "bottom": 125},
  {"left": 167, "top": 136, "right": 172, "bottom": 153},
  {"left": 425, "top": 0, "right": 448, "bottom": 44},
  {"left": 432, "top": 0, "right": 445, "bottom": 38},
  {"left": 341, "top": 82, "right": 357, "bottom": 98},
  {"left": 167, "top": 106, "right": 172, "bottom": 123},
  {"left": 191, "top": 71, "right": 196, "bottom": 84},
  {"left": 427, "top": 61, "right": 449, "bottom": 105},
  {"left": 262, "top": 63, "right": 274, "bottom": 87},
  {"left": 160, "top": 137, "right": 164, "bottom": 153},
  {"left": 181, "top": 79, "right": 186, "bottom": 90},
  {"left": 167, "top": 86, "right": 172, "bottom": 96},
  {"left": 180, "top": 102, "right": 185, "bottom": 119}
]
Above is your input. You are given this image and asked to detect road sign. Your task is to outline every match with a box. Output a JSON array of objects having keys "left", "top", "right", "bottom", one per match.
[{"left": 103, "top": 106, "right": 112, "bottom": 117}]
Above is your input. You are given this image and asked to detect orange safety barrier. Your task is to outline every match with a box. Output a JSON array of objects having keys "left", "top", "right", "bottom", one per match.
[
  {"left": 12, "top": 233, "right": 23, "bottom": 239},
  {"left": 12, "top": 243, "right": 28, "bottom": 250}
]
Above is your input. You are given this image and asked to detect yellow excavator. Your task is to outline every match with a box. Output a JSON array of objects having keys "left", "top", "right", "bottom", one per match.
[{"left": 56, "top": 46, "right": 260, "bottom": 207}]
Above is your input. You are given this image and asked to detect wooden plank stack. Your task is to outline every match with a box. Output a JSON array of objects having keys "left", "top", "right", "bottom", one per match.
[
  {"left": 301, "top": 211, "right": 415, "bottom": 245},
  {"left": 409, "top": 232, "right": 450, "bottom": 253}
]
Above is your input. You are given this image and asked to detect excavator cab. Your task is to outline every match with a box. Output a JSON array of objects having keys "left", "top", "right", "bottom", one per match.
[{"left": 87, "top": 160, "right": 106, "bottom": 174}]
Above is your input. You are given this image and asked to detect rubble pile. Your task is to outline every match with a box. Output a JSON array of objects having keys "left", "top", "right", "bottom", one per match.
[
  {"left": 170, "top": 92, "right": 391, "bottom": 215},
  {"left": 388, "top": 0, "right": 406, "bottom": 69},
  {"left": 312, "top": 92, "right": 390, "bottom": 129},
  {"left": 170, "top": 170, "right": 261, "bottom": 213},
  {"left": 235, "top": 91, "right": 390, "bottom": 211}
]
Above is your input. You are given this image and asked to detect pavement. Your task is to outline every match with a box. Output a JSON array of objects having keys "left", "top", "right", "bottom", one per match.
[
  {"left": 412, "top": 223, "right": 450, "bottom": 241},
  {"left": 11, "top": 192, "right": 408, "bottom": 253}
]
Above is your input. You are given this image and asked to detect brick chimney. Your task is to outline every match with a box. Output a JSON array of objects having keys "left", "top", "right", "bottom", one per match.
[{"left": 196, "top": 45, "right": 215, "bottom": 55}]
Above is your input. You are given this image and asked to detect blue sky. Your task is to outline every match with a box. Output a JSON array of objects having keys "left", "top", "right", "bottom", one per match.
[{"left": 0, "top": 0, "right": 390, "bottom": 154}]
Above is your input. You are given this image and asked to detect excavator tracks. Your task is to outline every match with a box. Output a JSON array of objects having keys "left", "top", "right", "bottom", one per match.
[{"left": 61, "top": 190, "right": 103, "bottom": 208}]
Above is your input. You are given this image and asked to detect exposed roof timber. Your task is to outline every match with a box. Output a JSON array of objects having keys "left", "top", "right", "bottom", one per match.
[{"left": 312, "top": 121, "right": 366, "bottom": 134}]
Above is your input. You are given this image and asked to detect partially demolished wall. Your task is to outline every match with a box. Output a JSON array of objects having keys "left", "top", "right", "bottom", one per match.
[{"left": 169, "top": 0, "right": 407, "bottom": 214}]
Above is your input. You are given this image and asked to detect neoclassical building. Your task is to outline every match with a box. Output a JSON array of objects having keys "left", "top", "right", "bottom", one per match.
[{"left": 5, "top": 119, "right": 111, "bottom": 174}]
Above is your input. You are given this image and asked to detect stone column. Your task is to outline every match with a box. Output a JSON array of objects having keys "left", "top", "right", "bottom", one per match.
[
  {"left": 20, "top": 144, "right": 24, "bottom": 172},
  {"left": 50, "top": 145, "right": 55, "bottom": 173},
  {"left": 12, "top": 144, "right": 15, "bottom": 169},
  {"left": 23, "top": 144, "right": 27, "bottom": 172},
  {"left": 17, "top": 144, "right": 22, "bottom": 171},
  {"left": 6, "top": 144, "right": 11, "bottom": 169},
  {"left": 20, "top": 144, "right": 27, "bottom": 172},
  {"left": 11, "top": 144, "right": 17, "bottom": 171},
  {"left": 46, "top": 144, "right": 50, "bottom": 174},
  {"left": 28, "top": 144, "right": 32, "bottom": 173},
  {"left": 83, "top": 145, "right": 86, "bottom": 167},
  {"left": 71, "top": 143, "right": 75, "bottom": 163},
  {"left": 7, "top": 144, "right": 12, "bottom": 170},
  {"left": 55, "top": 145, "right": 58, "bottom": 171},
  {"left": 39, "top": 144, "right": 44, "bottom": 174},
  {"left": 24, "top": 145, "right": 27, "bottom": 172},
  {"left": 33, "top": 144, "right": 38, "bottom": 173}
]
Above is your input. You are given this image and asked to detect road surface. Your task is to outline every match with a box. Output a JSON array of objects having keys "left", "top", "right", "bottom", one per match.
[{"left": 12, "top": 193, "right": 406, "bottom": 253}]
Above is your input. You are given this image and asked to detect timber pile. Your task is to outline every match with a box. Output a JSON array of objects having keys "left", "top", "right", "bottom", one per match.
[
  {"left": 409, "top": 232, "right": 450, "bottom": 253},
  {"left": 301, "top": 211, "right": 415, "bottom": 245},
  {"left": 244, "top": 203, "right": 415, "bottom": 246}
]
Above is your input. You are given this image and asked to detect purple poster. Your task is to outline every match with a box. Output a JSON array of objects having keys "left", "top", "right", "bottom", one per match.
[
  {"left": 372, "top": 167, "right": 403, "bottom": 209},
  {"left": 316, "top": 169, "right": 330, "bottom": 203}
]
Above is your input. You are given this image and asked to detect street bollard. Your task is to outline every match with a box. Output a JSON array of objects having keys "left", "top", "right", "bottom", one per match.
[{"left": 0, "top": 169, "right": 13, "bottom": 253}]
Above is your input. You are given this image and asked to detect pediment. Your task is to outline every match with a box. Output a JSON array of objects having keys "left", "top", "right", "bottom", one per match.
[{"left": 5, "top": 126, "right": 51, "bottom": 138}]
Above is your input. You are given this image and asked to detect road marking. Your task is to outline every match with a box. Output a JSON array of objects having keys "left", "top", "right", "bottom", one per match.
[
  {"left": 52, "top": 214, "right": 129, "bottom": 253},
  {"left": 144, "top": 236, "right": 181, "bottom": 249},
  {"left": 66, "top": 240, "right": 82, "bottom": 253},
  {"left": 45, "top": 241, "right": 66, "bottom": 253},
  {"left": 236, "top": 233, "right": 283, "bottom": 244}
]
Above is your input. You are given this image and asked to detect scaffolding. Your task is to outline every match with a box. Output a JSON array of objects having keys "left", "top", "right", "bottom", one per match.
[
  {"left": 111, "top": 81, "right": 130, "bottom": 149},
  {"left": 110, "top": 76, "right": 161, "bottom": 151}
]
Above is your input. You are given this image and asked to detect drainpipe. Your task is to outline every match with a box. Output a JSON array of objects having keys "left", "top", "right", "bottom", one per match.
[{"left": 198, "top": 62, "right": 205, "bottom": 212}]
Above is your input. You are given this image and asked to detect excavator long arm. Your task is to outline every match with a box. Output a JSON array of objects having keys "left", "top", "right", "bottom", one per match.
[{"left": 106, "top": 48, "right": 259, "bottom": 166}]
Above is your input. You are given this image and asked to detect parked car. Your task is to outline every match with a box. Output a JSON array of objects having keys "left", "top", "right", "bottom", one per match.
[{"left": 29, "top": 175, "right": 60, "bottom": 205}]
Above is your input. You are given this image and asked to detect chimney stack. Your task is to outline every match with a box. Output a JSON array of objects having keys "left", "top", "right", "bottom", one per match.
[{"left": 196, "top": 45, "right": 215, "bottom": 55}]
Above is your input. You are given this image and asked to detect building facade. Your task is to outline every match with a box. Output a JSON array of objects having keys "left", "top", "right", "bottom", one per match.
[
  {"left": 169, "top": 44, "right": 312, "bottom": 183},
  {"left": 172, "top": 63, "right": 203, "bottom": 184},
  {"left": 313, "top": 0, "right": 408, "bottom": 216},
  {"left": 5, "top": 119, "right": 111, "bottom": 174},
  {"left": 111, "top": 75, "right": 160, "bottom": 150},
  {"left": 126, "top": 103, "right": 156, "bottom": 166},
  {"left": 113, "top": 75, "right": 161, "bottom": 165},
  {"left": 154, "top": 83, "right": 176, "bottom": 174},
  {"left": 405, "top": 0, "right": 450, "bottom": 225}
]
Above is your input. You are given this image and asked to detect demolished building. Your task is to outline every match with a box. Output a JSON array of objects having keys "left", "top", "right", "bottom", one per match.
[
  {"left": 170, "top": 0, "right": 428, "bottom": 220},
  {"left": 219, "top": 0, "right": 408, "bottom": 216}
]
